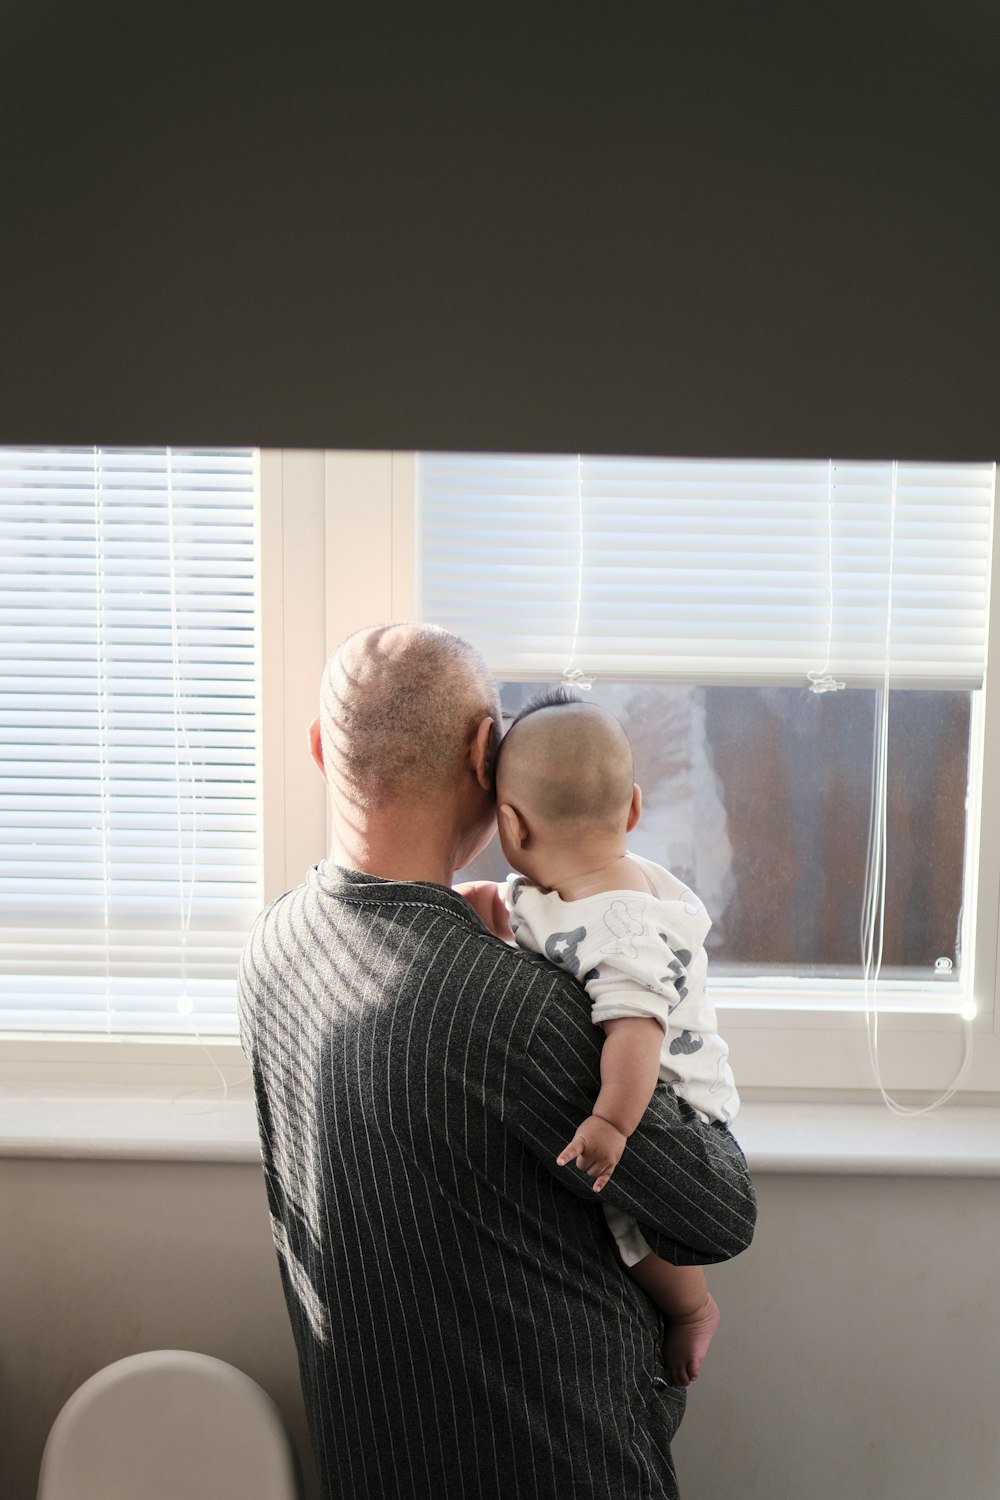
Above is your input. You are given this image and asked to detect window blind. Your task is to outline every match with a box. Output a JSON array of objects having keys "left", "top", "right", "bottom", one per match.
[
  {"left": 0, "top": 447, "right": 259, "bottom": 1035},
  {"left": 417, "top": 455, "right": 996, "bottom": 688}
]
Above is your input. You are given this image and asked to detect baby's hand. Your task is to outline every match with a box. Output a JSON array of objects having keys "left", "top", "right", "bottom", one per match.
[
  {"left": 556, "top": 1115, "right": 628, "bottom": 1192},
  {"left": 453, "top": 881, "right": 514, "bottom": 942}
]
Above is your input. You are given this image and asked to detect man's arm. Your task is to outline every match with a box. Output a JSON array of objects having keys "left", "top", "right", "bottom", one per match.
[{"left": 509, "top": 967, "right": 757, "bottom": 1265}]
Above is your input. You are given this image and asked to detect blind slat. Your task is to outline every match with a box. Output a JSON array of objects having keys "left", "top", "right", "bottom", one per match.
[{"left": 418, "top": 454, "right": 996, "bottom": 688}]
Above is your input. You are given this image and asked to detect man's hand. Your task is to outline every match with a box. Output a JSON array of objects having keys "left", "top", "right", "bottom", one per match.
[
  {"left": 453, "top": 881, "right": 514, "bottom": 942},
  {"left": 556, "top": 1114, "right": 628, "bottom": 1193}
]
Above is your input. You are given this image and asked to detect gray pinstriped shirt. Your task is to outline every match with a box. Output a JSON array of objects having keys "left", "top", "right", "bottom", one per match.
[{"left": 239, "top": 861, "right": 756, "bottom": 1499}]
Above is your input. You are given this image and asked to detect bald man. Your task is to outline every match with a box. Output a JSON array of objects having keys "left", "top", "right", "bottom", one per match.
[{"left": 238, "top": 624, "right": 756, "bottom": 1500}]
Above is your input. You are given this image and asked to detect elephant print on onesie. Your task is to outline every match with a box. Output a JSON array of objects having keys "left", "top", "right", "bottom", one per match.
[
  {"left": 660, "top": 935, "right": 692, "bottom": 1004},
  {"left": 600, "top": 900, "right": 647, "bottom": 959},
  {"left": 669, "top": 1029, "right": 704, "bottom": 1057},
  {"left": 544, "top": 926, "right": 588, "bottom": 976}
]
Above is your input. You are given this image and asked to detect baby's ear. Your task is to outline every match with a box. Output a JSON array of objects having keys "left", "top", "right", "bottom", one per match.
[
  {"left": 626, "top": 783, "right": 642, "bottom": 833},
  {"left": 498, "top": 802, "right": 526, "bottom": 851}
]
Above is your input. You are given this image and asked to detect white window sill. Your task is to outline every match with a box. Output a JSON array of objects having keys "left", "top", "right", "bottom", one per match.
[
  {"left": 2, "top": 1086, "right": 1000, "bottom": 1176},
  {"left": 0, "top": 1083, "right": 262, "bottom": 1163},
  {"left": 734, "top": 1100, "right": 1000, "bottom": 1176}
]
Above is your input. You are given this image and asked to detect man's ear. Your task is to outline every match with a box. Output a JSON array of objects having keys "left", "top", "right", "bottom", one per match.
[
  {"left": 470, "top": 715, "right": 496, "bottom": 792},
  {"left": 308, "top": 717, "right": 327, "bottom": 781},
  {"left": 626, "top": 783, "right": 642, "bottom": 832},
  {"left": 498, "top": 802, "right": 527, "bottom": 851}
]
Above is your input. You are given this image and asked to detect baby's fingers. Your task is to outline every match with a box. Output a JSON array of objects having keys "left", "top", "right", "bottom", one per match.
[
  {"left": 590, "top": 1164, "right": 615, "bottom": 1193},
  {"left": 556, "top": 1134, "right": 589, "bottom": 1169}
]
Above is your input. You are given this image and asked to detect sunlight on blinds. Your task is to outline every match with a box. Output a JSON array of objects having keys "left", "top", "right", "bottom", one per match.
[{"left": 0, "top": 447, "right": 259, "bottom": 1034}]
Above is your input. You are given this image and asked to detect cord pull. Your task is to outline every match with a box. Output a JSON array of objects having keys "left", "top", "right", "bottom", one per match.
[{"left": 807, "top": 670, "right": 846, "bottom": 694}]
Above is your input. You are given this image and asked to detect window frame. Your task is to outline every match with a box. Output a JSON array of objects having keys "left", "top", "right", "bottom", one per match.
[
  {"left": 3, "top": 447, "right": 998, "bottom": 1099},
  {"left": 403, "top": 451, "right": 1000, "bottom": 1098},
  {"left": 0, "top": 449, "right": 331, "bottom": 1087}
]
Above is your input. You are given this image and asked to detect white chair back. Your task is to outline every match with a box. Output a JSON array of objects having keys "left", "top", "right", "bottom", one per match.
[{"left": 37, "top": 1350, "right": 301, "bottom": 1499}]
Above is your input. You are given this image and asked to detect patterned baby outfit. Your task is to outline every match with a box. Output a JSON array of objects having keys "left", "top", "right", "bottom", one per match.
[{"left": 507, "top": 853, "right": 739, "bottom": 1266}]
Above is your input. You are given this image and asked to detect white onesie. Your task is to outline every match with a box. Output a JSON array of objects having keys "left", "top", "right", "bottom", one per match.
[{"left": 506, "top": 852, "right": 739, "bottom": 1267}]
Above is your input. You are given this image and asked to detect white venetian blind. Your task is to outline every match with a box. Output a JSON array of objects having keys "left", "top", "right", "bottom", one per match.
[
  {"left": 418, "top": 454, "right": 996, "bottom": 688},
  {"left": 0, "top": 447, "right": 259, "bottom": 1035}
]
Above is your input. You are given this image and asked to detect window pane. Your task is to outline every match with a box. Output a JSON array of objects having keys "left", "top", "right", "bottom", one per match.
[
  {"left": 0, "top": 447, "right": 260, "bottom": 1034},
  {"left": 462, "top": 683, "right": 971, "bottom": 985}
]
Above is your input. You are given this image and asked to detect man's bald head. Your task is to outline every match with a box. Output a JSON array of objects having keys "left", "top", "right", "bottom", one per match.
[
  {"left": 495, "top": 689, "right": 635, "bottom": 834},
  {"left": 319, "top": 623, "right": 501, "bottom": 808}
]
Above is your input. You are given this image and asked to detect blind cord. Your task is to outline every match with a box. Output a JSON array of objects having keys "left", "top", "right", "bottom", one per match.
[
  {"left": 92, "top": 448, "right": 114, "bottom": 1035},
  {"left": 807, "top": 459, "right": 846, "bottom": 695},
  {"left": 165, "top": 447, "right": 195, "bottom": 998},
  {"left": 164, "top": 449, "right": 247, "bottom": 1107},
  {"left": 862, "top": 460, "right": 973, "bottom": 1114},
  {"left": 562, "top": 454, "right": 593, "bottom": 692}
]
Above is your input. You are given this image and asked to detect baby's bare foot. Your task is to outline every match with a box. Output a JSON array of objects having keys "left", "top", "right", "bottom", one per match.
[{"left": 662, "top": 1293, "right": 721, "bottom": 1387}]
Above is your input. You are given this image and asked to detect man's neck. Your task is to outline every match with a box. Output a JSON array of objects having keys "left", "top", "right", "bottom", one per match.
[{"left": 331, "top": 813, "right": 458, "bottom": 888}]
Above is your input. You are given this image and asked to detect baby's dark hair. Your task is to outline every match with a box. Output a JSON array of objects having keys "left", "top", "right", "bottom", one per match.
[{"left": 509, "top": 683, "right": 586, "bottom": 725}]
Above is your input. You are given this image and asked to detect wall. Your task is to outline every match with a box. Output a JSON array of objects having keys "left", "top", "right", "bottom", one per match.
[
  {"left": 675, "top": 1172, "right": 1000, "bottom": 1499},
  {"left": 2, "top": 1158, "right": 316, "bottom": 1500},
  {"left": 4, "top": 1155, "right": 998, "bottom": 1500},
  {"left": 1, "top": 3, "right": 997, "bottom": 460}
]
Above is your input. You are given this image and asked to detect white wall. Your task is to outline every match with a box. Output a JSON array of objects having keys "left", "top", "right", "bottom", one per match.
[
  {"left": 1, "top": 1158, "right": 316, "bottom": 1500},
  {"left": 4, "top": 1157, "right": 998, "bottom": 1500}
]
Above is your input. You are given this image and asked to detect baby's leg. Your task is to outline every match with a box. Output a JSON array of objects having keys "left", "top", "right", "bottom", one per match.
[{"left": 628, "top": 1254, "right": 720, "bottom": 1388}]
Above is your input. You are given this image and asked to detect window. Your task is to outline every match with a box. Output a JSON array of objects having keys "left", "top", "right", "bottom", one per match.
[
  {"left": 460, "top": 682, "right": 972, "bottom": 995},
  {"left": 5, "top": 446, "right": 999, "bottom": 1100},
  {"left": 411, "top": 450, "right": 1000, "bottom": 1095},
  {"left": 1, "top": 447, "right": 330, "bottom": 1084},
  {"left": 0, "top": 447, "right": 260, "bottom": 1037}
]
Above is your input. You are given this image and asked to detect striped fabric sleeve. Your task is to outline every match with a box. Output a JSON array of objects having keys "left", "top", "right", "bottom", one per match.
[{"left": 511, "top": 965, "right": 757, "bottom": 1266}]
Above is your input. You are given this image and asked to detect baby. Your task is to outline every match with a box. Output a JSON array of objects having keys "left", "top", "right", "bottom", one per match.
[{"left": 492, "top": 686, "right": 740, "bottom": 1387}]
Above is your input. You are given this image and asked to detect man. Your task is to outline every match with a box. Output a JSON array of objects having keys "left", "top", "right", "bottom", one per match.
[{"left": 239, "top": 623, "right": 756, "bottom": 1500}]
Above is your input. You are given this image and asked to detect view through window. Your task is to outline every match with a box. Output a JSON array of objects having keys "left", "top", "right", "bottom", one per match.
[{"left": 459, "top": 682, "right": 971, "bottom": 989}]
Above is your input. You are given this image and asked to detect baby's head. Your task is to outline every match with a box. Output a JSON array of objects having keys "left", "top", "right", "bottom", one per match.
[{"left": 494, "top": 687, "right": 640, "bottom": 888}]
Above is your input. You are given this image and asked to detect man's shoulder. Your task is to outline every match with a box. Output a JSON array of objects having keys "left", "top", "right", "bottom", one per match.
[{"left": 241, "top": 877, "right": 310, "bottom": 945}]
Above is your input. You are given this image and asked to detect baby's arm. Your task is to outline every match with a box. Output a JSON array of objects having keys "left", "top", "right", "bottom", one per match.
[
  {"left": 453, "top": 881, "right": 514, "bottom": 941},
  {"left": 556, "top": 1015, "right": 663, "bottom": 1191},
  {"left": 628, "top": 1254, "right": 721, "bottom": 1388}
]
